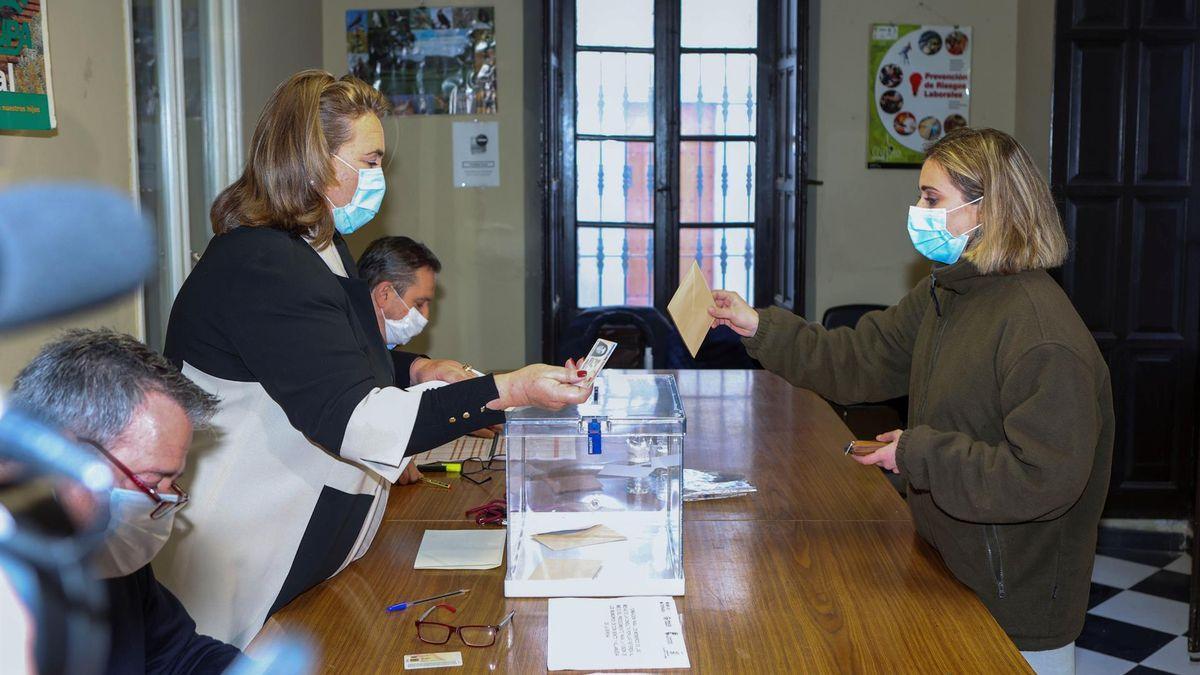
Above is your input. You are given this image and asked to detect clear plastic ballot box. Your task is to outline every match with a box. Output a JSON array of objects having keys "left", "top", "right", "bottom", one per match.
[{"left": 504, "top": 372, "right": 685, "bottom": 597}]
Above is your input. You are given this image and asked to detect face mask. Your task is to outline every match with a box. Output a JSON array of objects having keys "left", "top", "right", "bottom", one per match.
[
  {"left": 907, "top": 196, "right": 983, "bottom": 264},
  {"left": 326, "top": 154, "right": 385, "bottom": 235},
  {"left": 384, "top": 294, "right": 428, "bottom": 348},
  {"left": 92, "top": 488, "right": 177, "bottom": 579}
]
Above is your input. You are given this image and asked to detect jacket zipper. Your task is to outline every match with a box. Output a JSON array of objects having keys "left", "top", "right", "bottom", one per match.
[
  {"left": 928, "top": 272, "right": 943, "bottom": 317},
  {"left": 915, "top": 273, "right": 949, "bottom": 424},
  {"left": 984, "top": 525, "right": 1008, "bottom": 599}
]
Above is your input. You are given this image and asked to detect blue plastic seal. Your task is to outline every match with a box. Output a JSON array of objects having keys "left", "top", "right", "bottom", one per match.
[{"left": 587, "top": 418, "right": 602, "bottom": 455}]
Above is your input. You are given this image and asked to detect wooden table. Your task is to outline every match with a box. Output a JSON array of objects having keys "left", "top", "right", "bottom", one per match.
[{"left": 249, "top": 370, "right": 1030, "bottom": 673}]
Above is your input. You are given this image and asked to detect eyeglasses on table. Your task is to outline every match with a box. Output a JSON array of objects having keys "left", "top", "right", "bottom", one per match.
[{"left": 415, "top": 604, "right": 515, "bottom": 647}]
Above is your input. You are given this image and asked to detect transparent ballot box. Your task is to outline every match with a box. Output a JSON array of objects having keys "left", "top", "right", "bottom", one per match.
[{"left": 504, "top": 372, "right": 685, "bottom": 597}]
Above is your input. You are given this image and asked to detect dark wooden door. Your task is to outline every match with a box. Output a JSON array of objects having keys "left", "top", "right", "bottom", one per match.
[{"left": 1051, "top": 0, "right": 1200, "bottom": 517}]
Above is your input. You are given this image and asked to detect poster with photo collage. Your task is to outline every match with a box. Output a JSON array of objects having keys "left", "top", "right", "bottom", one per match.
[{"left": 867, "top": 24, "right": 971, "bottom": 168}]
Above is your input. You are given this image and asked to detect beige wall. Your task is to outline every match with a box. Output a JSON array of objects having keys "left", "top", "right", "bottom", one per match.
[
  {"left": 240, "top": 0, "right": 324, "bottom": 150},
  {"left": 0, "top": 0, "right": 140, "bottom": 385},
  {"left": 1015, "top": 0, "right": 1055, "bottom": 178},
  {"left": 322, "top": 0, "right": 532, "bottom": 370},
  {"left": 806, "top": 0, "right": 1056, "bottom": 318}
]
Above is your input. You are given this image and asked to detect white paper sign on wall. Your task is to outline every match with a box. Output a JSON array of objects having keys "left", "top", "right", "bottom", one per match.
[{"left": 452, "top": 121, "right": 500, "bottom": 187}]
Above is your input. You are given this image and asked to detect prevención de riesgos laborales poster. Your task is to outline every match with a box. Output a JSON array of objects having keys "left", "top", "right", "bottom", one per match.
[{"left": 868, "top": 24, "right": 971, "bottom": 168}]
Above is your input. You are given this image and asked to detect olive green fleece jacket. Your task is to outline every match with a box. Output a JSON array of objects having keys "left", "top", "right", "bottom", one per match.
[{"left": 743, "top": 259, "right": 1114, "bottom": 651}]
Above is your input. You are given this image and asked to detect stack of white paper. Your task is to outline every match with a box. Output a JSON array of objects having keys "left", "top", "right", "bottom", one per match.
[
  {"left": 547, "top": 596, "right": 690, "bottom": 671},
  {"left": 414, "top": 530, "right": 506, "bottom": 570}
]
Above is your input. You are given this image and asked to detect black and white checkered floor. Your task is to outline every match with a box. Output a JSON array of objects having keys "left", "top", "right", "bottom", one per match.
[{"left": 1078, "top": 548, "right": 1195, "bottom": 674}]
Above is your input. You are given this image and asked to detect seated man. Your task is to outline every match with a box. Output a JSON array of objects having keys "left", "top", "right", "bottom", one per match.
[
  {"left": 10, "top": 329, "right": 241, "bottom": 674},
  {"left": 357, "top": 235, "right": 441, "bottom": 349},
  {"left": 359, "top": 236, "right": 500, "bottom": 444}
]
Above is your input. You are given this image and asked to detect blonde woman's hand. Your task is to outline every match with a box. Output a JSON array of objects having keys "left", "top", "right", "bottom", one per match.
[
  {"left": 850, "top": 429, "right": 903, "bottom": 474},
  {"left": 709, "top": 290, "right": 760, "bottom": 337}
]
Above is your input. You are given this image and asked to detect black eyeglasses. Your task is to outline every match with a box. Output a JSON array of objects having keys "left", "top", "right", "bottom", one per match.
[
  {"left": 81, "top": 439, "right": 188, "bottom": 520},
  {"left": 459, "top": 435, "right": 505, "bottom": 485}
]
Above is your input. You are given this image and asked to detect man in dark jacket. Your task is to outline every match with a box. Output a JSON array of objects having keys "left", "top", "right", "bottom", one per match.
[{"left": 11, "top": 329, "right": 241, "bottom": 674}]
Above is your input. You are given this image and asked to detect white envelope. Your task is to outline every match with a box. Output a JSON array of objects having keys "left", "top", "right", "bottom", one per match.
[{"left": 414, "top": 530, "right": 506, "bottom": 570}]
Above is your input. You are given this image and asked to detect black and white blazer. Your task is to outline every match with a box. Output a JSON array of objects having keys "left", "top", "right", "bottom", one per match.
[{"left": 155, "top": 226, "right": 502, "bottom": 647}]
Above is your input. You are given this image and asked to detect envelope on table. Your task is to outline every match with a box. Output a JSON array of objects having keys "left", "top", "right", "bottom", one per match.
[
  {"left": 532, "top": 524, "right": 627, "bottom": 551},
  {"left": 667, "top": 261, "right": 716, "bottom": 357},
  {"left": 414, "top": 529, "right": 506, "bottom": 570}
]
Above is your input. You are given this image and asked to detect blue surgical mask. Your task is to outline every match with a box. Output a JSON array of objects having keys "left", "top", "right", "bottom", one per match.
[
  {"left": 326, "top": 154, "right": 385, "bottom": 235},
  {"left": 907, "top": 196, "right": 983, "bottom": 264}
]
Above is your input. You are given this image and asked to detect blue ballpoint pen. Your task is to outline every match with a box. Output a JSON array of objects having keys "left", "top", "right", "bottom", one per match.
[{"left": 385, "top": 588, "right": 470, "bottom": 612}]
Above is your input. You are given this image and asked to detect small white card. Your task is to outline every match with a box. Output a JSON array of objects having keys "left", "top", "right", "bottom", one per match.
[
  {"left": 404, "top": 652, "right": 463, "bottom": 669},
  {"left": 547, "top": 597, "right": 690, "bottom": 671},
  {"left": 577, "top": 338, "right": 616, "bottom": 386}
]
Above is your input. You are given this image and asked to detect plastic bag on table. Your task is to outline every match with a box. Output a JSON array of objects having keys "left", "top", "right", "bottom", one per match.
[{"left": 683, "top": 468, "right": 757, "bottom": 502}]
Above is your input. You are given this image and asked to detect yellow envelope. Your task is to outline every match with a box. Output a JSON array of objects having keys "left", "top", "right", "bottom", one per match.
[
  {"left": 667, "top": 261, "right": 716, "bottom": 357},
  {"left": 532, "top": 524, "right": 627, "bottom": 551}
]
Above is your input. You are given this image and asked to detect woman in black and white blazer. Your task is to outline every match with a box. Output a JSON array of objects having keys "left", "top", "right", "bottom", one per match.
[{"left": 156, "top": 70, "right": 590, "bottom": 647}]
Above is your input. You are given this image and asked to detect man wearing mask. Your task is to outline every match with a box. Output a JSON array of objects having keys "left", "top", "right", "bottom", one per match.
[
  {"left": 358, "top": 235, "right": 440, "bottom": 350},
  {"left": 358, "top": 236, "right": 501, "bottom": 443},
  {"left": 10, "top": 329, "right": 241, "bottom": 674}
]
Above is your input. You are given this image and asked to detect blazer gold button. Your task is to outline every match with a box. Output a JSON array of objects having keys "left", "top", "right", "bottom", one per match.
[
  {"left": 463, "top": 412, "right": 471, "bottom": 419},
  {"left": 449, "top": 417, "right": 457, "bottom": 423}
]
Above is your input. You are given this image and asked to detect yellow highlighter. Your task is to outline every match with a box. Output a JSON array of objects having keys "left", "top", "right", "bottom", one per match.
[{"left": 416, "top": 462, "right": 462, "bottom": 473}]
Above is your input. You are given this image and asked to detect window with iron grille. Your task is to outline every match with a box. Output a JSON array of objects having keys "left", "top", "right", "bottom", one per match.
[{"left": 543, "top": 0, "right": 806, "bottom": 362}]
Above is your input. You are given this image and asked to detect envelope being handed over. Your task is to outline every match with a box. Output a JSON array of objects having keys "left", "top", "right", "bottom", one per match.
[{"left": 667, "top": 261, "right": 716, "bottom": 358}]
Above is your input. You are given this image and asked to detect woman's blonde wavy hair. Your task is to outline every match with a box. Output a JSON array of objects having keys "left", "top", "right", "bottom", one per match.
[
  {"left": 925, "top": 127, "right": 1068, "bottom": 274},
  {"left": 210, "top": 69, "right": 391, "bottom": 248}
]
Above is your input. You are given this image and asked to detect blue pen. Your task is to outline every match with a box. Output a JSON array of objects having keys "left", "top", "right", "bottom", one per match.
[{"left": 386, "top": 588, "right": 470, "bottom": 612}]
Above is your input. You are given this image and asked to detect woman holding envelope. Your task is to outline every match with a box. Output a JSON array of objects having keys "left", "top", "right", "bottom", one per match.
[
  {"left": 155, "top": 69, "right": 591, "bottom": 648},
  {"left": 708, "top": 127, "right": 1113, "bottom": 675}
]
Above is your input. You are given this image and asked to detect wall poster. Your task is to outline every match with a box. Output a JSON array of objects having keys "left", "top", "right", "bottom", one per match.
[
  {"left": 867, "top": 24, "right": 971, "bottom": 168},
  {"left": 346, "top": 7, "right": 496, "bottom": 116},
  {"left": 0, "top": 0, "right": 55, "bottom": 131}
]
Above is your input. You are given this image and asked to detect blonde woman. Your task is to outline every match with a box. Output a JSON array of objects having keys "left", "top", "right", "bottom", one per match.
[
  {"left": 710, "top": 127, "right": 1113, "bottom": 674},
  {"left": 155, "top": 70, "right": 590, "bottom": 647}
]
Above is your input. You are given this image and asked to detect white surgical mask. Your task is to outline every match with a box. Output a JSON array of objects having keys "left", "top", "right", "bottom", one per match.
[
  {"left": 92, "top": 488, "right": 178, "bottom": 579},
  {"left": 384, "top": 294, "right": 428, "bottom": 348}
]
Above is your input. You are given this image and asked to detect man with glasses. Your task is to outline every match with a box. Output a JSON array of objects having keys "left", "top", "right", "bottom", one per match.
[{"left": 10, "top": 329, "right": 241, "bottom": 673}]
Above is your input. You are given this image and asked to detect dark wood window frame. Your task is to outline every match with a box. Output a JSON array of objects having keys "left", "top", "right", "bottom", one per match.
[{"left": 539, "top": 0, "right": 809, "bottom": 363}]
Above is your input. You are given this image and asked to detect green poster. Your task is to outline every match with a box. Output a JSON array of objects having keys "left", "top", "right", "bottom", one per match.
[
  {"left": 0, "top": 0, "right": 55, "bottom": 131},
  {"left": 868, "top": 23, "right": 971, "bottom": 168}
]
